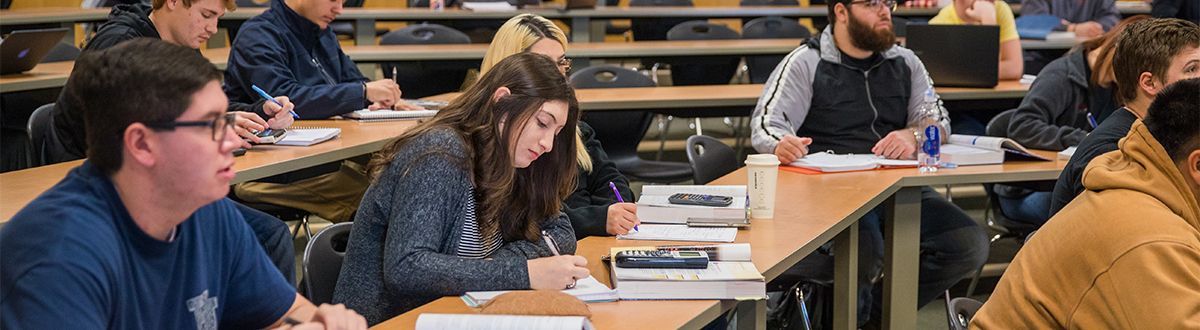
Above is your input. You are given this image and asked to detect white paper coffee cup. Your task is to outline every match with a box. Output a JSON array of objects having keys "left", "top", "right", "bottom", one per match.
[{"left": 745, "top": 154, "right": 780, "bottom": 219}]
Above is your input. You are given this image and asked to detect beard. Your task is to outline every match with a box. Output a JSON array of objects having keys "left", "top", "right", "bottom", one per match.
[{"left": 847, "top": 11, "right": 896, "bottom": 52}]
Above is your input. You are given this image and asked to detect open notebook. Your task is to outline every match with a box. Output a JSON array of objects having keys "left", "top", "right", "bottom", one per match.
[
  {"left": 275, "top": 127, "right": 340, "bottom": 146},
  {"left": 342, "top": 109, "right": 438, "bottom": 121},
  {"left": 789, "top": 152, "right": 918, "bottom": 173},
  {"left": 461, "top": 275, "right": 617, "bottom": 307},
  {"left": 415, "top": 314, "right": 593, "bottom": 330},
  {"left": 941, "top": 134, "right": 1052, "bottom": 165}
]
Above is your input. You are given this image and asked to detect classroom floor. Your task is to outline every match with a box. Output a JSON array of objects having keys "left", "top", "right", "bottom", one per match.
[{"left": 287, "top": 183, "right": 1018, "bottom": 330}]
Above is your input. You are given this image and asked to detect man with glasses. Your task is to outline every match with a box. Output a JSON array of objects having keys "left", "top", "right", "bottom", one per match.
[
  {"left": 750, "top": 0, "right": 987, "bottom": 326},
  {"left": 1, "top": 39, "right": 368, "bottom": 330}
]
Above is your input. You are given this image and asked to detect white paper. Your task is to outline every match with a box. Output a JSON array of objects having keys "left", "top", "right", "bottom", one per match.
[
  {"left": 613, "top": 261, "right": 764, "bottom": 281},
  {"left": 618, "top": 224, "right": 737, "bottom": 243},
  {"left": 461, "top": 1, "right": 517, "bottom": 11},
  {"left": 276, "top": 128, "right": 340, "bottom": 146},
  {"left": 415, "top": 314, "right": 593, "bottom": 330},
  {"left": 462, "top": 276, "right": 616, "bottom": 307},
  {"left": 344, "top": 109, "right": 437, "bottom": 120}
]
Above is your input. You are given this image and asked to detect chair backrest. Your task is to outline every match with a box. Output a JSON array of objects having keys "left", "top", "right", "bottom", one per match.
[
  {"left": 380, "top": 24, "right": 475, "bottom": 99},
  {"left": 893, "top": 16, "right": 910, "bottom": 37},
  {"left": 569, "top": 65, "right": 657, "bottom": 89},
  {"left": 743, "top": 17, "right": 811, "bottom": 39},
  {"left": 303, "top": 222, "right": 354, "bottom": 305},
  {"left": 234, "top": 0, "right": 269, "bottom": 7},
  {"left": 666, "top": 20, "right": 740, "bottom": 40},
  {"left": 664, "top": 21, "right": 741, "bottom": 86},
  {"left": 26, "top": 103, "right": 58, "bottom": 167},
  {"left": 739, "top": 0, "right": 798, "bottom": 5},
  {"left": 945, "top": 296, "right": 984, "bottom": 330},
  {"left": 986, "top": 109, "right": 1017, "bottom": 138},
  {"left": 629, "top": 0, "right": 694, "bottom": 41},
  {"left": 685, "top": 135, "right": 739, "bottom": 184}
]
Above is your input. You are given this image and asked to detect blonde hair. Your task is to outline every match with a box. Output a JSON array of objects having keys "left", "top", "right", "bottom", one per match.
[{"left": 481, "top": 14, "right": 594, "bottom": 172}]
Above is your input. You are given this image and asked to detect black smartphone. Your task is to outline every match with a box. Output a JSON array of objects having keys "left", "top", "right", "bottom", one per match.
[{"left": 253, "top": 129, "right": 287, "bottom": 144}]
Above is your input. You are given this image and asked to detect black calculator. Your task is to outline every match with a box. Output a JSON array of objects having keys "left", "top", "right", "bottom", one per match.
[
  {"left": 253, "top": 129, "right": 288, "bottom": 144},
  {"left": 614, "top": 250, "right": 709, "bottom": 269},
  {"left": 668, "top": 193, "right": 734, "bottom": 207}
]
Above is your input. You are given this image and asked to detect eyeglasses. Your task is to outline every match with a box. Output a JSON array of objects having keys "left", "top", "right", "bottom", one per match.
[
  {"left": 143, "top": 113, "right": 237, "bottom": 142},
  {"left": 849, "top": 0, "right": 897, "bottom": 11},
  {"left": 557, "top": 57, "right": 572, "bottom": 73}
]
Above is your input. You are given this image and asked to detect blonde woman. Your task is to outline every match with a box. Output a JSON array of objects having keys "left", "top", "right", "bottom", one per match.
[{"left": 481, "top": 14, "right": 641, "bottom": 238}]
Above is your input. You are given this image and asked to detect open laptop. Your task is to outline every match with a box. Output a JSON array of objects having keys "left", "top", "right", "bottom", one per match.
[
  {"left": 905, "top": 24, "right": 1000, "bottom": 88},
  {"left": 0, "top": 28, "right": 69, "bottom": 75}
]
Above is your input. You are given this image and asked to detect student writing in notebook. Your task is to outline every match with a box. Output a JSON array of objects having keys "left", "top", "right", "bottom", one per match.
[
  {"left": 480, "top": 14, "right": 641, "bottom": 238},
  {"left": 332, "top": 53, "right": 587, "bottom": 325},
  {"left": 1050, "top": 18, "right": 1200, "bottom": 216},
  {"left": 0, "top": 39, "right": 366, "bottom": 329},
  {"left": 750, "top": 0, "right": 987, "bottom": 326},
  {"left": 994, "top": 16, "right": 1143, "bottom": 227}
]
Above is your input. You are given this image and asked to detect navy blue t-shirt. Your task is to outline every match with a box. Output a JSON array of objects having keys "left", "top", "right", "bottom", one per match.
[{"left": 0, "top": 162, "right": 296, "bottom": 329}]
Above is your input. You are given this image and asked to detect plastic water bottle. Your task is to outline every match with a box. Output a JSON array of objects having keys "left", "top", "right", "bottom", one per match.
[{"left": 917, "top": 89, "right": 941, "bottom": 173}]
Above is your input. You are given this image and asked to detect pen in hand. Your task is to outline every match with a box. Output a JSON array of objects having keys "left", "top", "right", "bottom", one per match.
[
  {"left": 251, "top": 84, "right": 300, "bottom": 119},
  {"left": 541, "top": 230, "right": 576, "bottom": 289},
  {"left": 609, "top": 181, "right": 637, "bottom": 232}
]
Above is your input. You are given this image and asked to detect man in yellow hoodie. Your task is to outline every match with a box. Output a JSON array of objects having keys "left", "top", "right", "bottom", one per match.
[{"left": 972, "top": 78, "right": 1200, "bottom": 328}]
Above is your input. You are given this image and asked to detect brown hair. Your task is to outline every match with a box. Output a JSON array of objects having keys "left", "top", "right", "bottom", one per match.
[
  {"left": 152, "top": 0, "right": 236, "bottom": 11},
  {"left": 1113, "top": 18, "right": 1200, "bottom": 104},
  {"left": 369, "top": 52, "right": 580, "bottom": 242},
  {"left": 1077, "top": 15, "right": 1149, "bottom": 90}
]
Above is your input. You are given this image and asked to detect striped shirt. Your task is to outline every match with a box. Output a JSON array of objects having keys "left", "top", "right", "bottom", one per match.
[{"left": 456, "top": 190, "right": 502, "bottom": 259}]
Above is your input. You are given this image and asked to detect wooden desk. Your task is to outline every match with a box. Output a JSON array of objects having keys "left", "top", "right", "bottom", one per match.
[
  {"left": 0, "top": 61, "right": 73, "bottom": 93},
  {"left": 426, "top": 81, "right": 1030, "bottom": 114},
  {"left": 0, "top": 119, "right": 416, "bottom": 222}
]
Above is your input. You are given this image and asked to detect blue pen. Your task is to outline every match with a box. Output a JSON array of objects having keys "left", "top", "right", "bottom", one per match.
[
  {"left": 1086, "top": 112, "right": 1098, "bottom": 129},
  {"left": 608, "top": 181, "right": 637, "bottom": 232},
  {"left": 251, "top": 85, "right": 299, "bottom": 119}
]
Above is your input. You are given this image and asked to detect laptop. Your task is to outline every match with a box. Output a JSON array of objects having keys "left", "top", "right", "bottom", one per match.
[
  {"left": 0, "top": 28, "right": 69, "bottom": 75},
  {"left": 905, "top": 24, "right": 999, "bottom": 88}
]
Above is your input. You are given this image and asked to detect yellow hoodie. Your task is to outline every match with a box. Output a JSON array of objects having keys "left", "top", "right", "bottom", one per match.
[{"left": 972, "top": 121, "right": 1200, "bottom": 329}]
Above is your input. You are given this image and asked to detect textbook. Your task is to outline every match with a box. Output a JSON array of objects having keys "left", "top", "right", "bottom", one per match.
[
  {"left": 275, "top": 127, "right": 340, "bottom": 146},
  {"left": 415, "top": 314, "right": 594, "bottom": 330},
  {"left": 1016, "top": 14, "right": 1068, "bottom": 40},
  {"left": 788, "top": 152, "right": 918, "bottom": 173},
  {"left": 609, "top": 246, "right": 767, "bottom": 300},
  {"left": 461, "top": 275, "right": 617, "bottom": 307},
  {"left": 636, "top": 185, "right": 747, "bottom": 224},
  {"left": 342, "top": 109, "right": 438, "bottom": 121},
  {"left": 940, "top": 134, "right": 1052, "bottom": 165}
]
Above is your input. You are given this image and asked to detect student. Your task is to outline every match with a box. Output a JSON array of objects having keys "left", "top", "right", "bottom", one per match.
[
  {"left": 44, "top": 0, "right": 301, "bottom": 284},
  {"left": 750, "top": 0, "right": 987, "bottom": 325},
  {"left": 973, "top": 78, "right": 1200, "bottom": 329},
  {"left": 223, "top": 0, "right": 418, "bottom": 118},
  {"left": 1021, "top": 0, "right": 1121, "bottom": 38},
  {"left": 929, "top": 0, "right": 1023, "bottom": 80},
  {"left": 994, "top": 16, "right": 1144, "bottom": 226},
  {"left": 0, "top": 39, "right": 366, "bottom": 329},
  {"left": 1049, "top": 18, "right": 1200, "bottom": 216},
  {"left": 332, "top": 53, "right": 588, "bottom": 325},
  {"left": 481, "top": 14, "right": 640, "bottom": 238},
  {"left": 51, "top": 0, "right": 296, "bottom": 163}
]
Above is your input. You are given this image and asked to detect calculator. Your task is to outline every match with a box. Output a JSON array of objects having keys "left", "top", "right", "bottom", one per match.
[
  {"left": 253, "top": 129, "right": 288, "bottom": 144},
  {"left": 614, "top": 250, "right": 709, "bottom": 269},
  {"left": 668, "top": 193, "right": 734, "bottom": 207}
]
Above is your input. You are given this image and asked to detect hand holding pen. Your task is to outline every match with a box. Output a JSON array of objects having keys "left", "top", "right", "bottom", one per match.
[
  {"left": 529, "top": 231, "right": 589, "bottom": 290},
  {"left": 606, "top": 181, "right": 641, "bottom": 235}
]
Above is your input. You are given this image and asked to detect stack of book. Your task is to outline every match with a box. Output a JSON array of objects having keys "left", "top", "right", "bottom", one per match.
[{"left": 609, "top": 244, "right": 766, "bottom": 300}]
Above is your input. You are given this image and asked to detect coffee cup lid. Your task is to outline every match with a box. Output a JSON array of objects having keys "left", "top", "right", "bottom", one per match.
[{"left": 745, "top": 154, "right": 780, "bottom": 166}]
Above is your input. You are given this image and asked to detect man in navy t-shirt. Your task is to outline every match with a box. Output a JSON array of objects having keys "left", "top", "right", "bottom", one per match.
[{"left": 0, "top": 39, "right": 366, "bottom": 329}]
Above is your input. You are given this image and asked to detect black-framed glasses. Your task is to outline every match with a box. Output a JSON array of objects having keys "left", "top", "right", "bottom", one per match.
[
  {"left": 849, "top": 0, "right": 897, "bottom": 11},
  {"left": 143, "top": 113, "right": 237, "bottom": 142}
]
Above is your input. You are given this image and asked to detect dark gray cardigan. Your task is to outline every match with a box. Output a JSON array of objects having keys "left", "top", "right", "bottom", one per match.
[{"left": 331, "top": 127, "right": 577, "bottom": 325}]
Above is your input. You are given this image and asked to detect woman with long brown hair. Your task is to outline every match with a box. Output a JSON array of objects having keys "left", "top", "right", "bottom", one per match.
[{"left": 332, "top": 53, "right": 589, "bottom": 325}]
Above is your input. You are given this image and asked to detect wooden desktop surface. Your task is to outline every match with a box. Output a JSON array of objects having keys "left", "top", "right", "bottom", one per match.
[{"left": 0, "top": 119, "right": 417, "bottom": 222}]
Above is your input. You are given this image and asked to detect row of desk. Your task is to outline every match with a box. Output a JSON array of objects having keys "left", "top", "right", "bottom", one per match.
[
  {"left": 0, "top": 3, "right": 1152, "bottom": 44},
  {"left": 0, "top": 107, "right": 1067, "bottom": 330},
  {"left": 1, "top": 39, "right": 1037, "bottom": 95}
]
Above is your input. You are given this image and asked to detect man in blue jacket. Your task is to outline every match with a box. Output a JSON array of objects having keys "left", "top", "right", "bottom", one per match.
[
  {"left": 224, "top": 0, "right": 415, "bottom": 118},
  {"left": 751, "top": 0, "right": 988, "bottom": 326}
]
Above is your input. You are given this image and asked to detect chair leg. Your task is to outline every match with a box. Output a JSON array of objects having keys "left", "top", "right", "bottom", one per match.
[
  {"left": 693, "top": 118, "right": 702, "bottom": 136},
  {"left": 301, "top": 215, "right": 313, "bottom": 240},
  {"left": 965, "top": 262, "right": 986, "bottom": 297},
  {"left": 656, "top": 115, "right": 671, "bottom": 161},
  {"left": 291, "top": 220, "right": 303, "bottom": 240}
]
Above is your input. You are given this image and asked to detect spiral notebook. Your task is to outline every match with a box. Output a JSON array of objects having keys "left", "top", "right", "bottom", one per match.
[
  {"left": 342, "top": 109, "right": 438, "bottom": 121},
  {"left": 275, "top": 127, "right": 341, "bottom": 146}
]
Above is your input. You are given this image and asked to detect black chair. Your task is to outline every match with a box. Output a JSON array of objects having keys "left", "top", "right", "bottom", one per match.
[
  {"left": 629, "top": 0, "right": 694, "bottom": 42},
  {"left": 737, "top": 0, "right": 800, "bottom": 25},
  {"left": 26, "top": 103, "right": 58, "bottom": 167},
  {"left": 685, "top": 135, "right": 738, "bottom": 184},
  {"left": 664, "top": 21, "right": 741, "bottom": 86},
  {"left": 303, "top": 222, "right": 353, "bottom": 305},
  {"left": 943, "top": 291, "right": 984, "bottom": 330},
  {"left": 742, "top": 17, "right": 810, "bottom": 84},
  {"left": 570, "top": 65, "right": 693, "bottom": 183},
  {"left": 893, "top": 16, "right": 910, "bottom": 37},
  {"left": 328, "top": 0, "right": 391, "bottom": 40},
  {"left": 379, "top": 24, "right": 476, "bottom": 99}
]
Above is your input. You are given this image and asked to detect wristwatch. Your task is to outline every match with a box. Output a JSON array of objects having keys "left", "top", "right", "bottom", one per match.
[{"left": 362, "top": 81, "right": 368, "bottom": 103}]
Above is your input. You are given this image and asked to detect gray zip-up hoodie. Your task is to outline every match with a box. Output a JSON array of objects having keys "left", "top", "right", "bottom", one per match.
[
  {"left": 751, "top": 26, "right": 949, "bottom": 155},
  {"left": 332, "top": 127, "right": 576, "bottom": 325}
]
